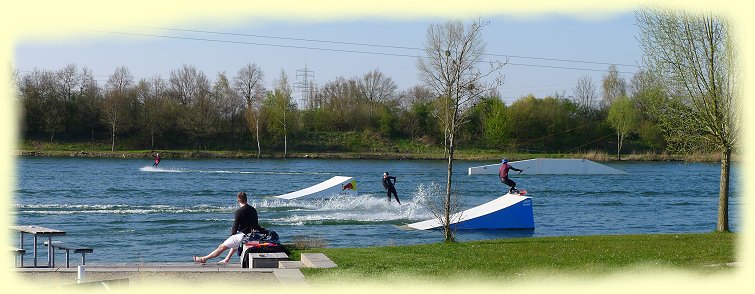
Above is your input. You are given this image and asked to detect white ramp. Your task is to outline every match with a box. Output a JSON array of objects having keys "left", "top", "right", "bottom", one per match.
[
  {"left": 407, "top": 194, "right": 534, "bottom": 230},
  {"left": 275, "top": 176, "right": 357, "bottom": 200},
  {"left": 468, "top": 158, "right": 625, "bottom": 175}
]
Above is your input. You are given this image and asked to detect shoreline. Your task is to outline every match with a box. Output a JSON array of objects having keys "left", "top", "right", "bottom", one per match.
[{"left": 15, "top": 149, "right": 728, "bottom": 162}]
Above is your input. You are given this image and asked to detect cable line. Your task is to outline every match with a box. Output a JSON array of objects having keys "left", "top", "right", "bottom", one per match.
[
  {"left": 566, "top": 132, "right": 614, "bottom": 153},
  {"left": 83, "top": 29, "right": 640, "bottom": 75},
  {"left": 134, "top": 26, "right": 641, "bottom": 68}
]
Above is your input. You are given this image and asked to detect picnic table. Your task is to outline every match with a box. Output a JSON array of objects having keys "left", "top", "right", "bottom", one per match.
[{"left": 11, "top": 225, "right": 66, "bottom": 268}]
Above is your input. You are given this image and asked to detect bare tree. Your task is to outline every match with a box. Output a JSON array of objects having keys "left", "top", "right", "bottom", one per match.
[
  {"left": 213, "top": 72, "right": 242, "bottom": 133},
  {"left": 233, "top": 63, "right": 265, "bottom": 158},
  {"left": 417, "top": 18, "right": 505, "bottom": 242},
  {"left": 77, "top": 67, "right": 102, "bottom": 142},
  {"left": 137, "top": 75, "right": 171, "bottom": 151},
  {"left": 357, "top": 68, "right": 397, "bottom": 116},
  {"left": 55, "top": 64, "right": 82, "bottom": 135},
  {"left": 169, "top": 64, "right": 207, "bottom": 105},
  {"left": 17, "top": 69, "right": 63, "bottom": 141},
  {"left": 601, "top": 64, "right": 627, "bottom": 109},
  {"left": 637, "top": 9, "right": 740, "bottom": 231},
  {"left": 169, "top": 64, "right": 212, "bottom": 150},
  {"left": 400, "top": 85, "right": 435, "bottom": 110},
  {"left": 103, "top": 66, "right": 134, "bottom": 151},
  {"left": 267, "top": 70, "right": 295, "bottom": 157},
  {"left": 573, "top": 75, "right": 598, "bottom": 113}
]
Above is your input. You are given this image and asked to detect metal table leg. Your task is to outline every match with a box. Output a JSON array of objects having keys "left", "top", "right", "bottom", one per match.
[
  {"left": 47, "top": 236, "right": 52, "bottom": 267},
  {"left": 19, "top": 233, "right": 24, "bottom": 268},
  {"left": 33, "top": 235, "right": 38, "bottom": 267}
]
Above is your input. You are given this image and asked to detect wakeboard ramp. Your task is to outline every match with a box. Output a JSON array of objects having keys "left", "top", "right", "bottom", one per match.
[
  {"left": 468, "top": 158, "right": 625, "bottom": 175},
  {"left": 274, "top": 176, "right": 357, "bottom": 200},
  {"left": 407, "top": 193, "right": 534, "bottom": 230}
]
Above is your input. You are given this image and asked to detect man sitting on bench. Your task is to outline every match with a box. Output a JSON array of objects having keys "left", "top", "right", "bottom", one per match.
[{"left": 193, "top": 192, "right": 260, "bottom": 264}]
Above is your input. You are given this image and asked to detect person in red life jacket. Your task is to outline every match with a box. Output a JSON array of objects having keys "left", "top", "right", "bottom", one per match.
[
  {"left": 193, "top": 192, "right": 260, "bottom": 264},
  {"left": 499, "top": 158, "right": 523, "bottom": 194},
  {"left": 152, "top": 153, "right": 161, "bottom": 167},
  {"left": 382, "top": 172, "right": 401, "bottom": 205}
]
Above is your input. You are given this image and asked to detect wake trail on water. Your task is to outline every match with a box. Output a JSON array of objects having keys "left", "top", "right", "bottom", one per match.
[
  {"left": 139, "top": 166, "right": 185, "bottom": 173},
  {"left": 138, "top": 166, "right": 333, "bottom": 175},
  {"left": 16, "top": 184, "right": 443, "bottom": 225},
  {"left": 264, "top": 183, "right": 441, "bottom": 225}
]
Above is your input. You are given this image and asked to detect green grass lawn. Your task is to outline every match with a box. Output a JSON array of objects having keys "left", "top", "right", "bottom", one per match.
[{"left": 293, "top": 233, "right": 736, "bottom": 283}]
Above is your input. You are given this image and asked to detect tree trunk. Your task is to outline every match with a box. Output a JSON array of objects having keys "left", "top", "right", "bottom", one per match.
[
  {"left": 255, "top": 118, "right": 261, "bottom": 159},
  {"left": 716, "top": 147, "right": 731, "bottom": 232},
  {"left": 443, "top": 123, "right": 456, "bottom": 242},
  {"left": 150, "top": 130, "right": 155, "bottom": 152},
  {"left": 283, "top": 124, "right": 288, "bottom": 158},
  {"left": 110, "top": 123, "right": 116, "bottom": 152},
  {"left": 616, "top": 132, "right": 622, "bottom": 160}
]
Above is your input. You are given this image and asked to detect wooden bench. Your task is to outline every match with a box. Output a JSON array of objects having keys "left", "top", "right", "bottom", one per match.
[
  {"left": 10, "top": 247, "right": 25, "bottom": 267},
  {"left": 44, "top": 241, "right": 93, "bottom": 268}
]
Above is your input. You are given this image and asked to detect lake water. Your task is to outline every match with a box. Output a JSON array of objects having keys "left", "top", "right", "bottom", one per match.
[{"left": 12, "top": 157, "right": 741, "bottom": 263}]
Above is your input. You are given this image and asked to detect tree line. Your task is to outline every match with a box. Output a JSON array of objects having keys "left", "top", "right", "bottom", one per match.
[{"left": 14, "top": 62, "right": 673, "bottom": 157}]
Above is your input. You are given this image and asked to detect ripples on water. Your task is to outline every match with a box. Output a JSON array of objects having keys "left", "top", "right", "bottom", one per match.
[{"left": 14, "top": 158, "right": 740, "bottom": 262}]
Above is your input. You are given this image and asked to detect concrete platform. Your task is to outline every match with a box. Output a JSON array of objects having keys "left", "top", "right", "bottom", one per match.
[
  {"left": 300, "top": 253, "right": 337, "bottom": 268},
  {"left": 248, "top": 252, "right": 289, "bottom": 268},
  {"left": 13, "top": 262, "right": 306, "bottom": 287},
  {"left": 279, "top": 261, "right": 304, "bottom": 269}
]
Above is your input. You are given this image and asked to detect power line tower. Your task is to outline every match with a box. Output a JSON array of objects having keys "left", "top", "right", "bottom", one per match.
[{"left": 294, "top": 63, "right": 317, "bottom": 109}]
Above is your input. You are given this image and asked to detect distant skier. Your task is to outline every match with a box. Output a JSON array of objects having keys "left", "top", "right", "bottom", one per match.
[
  {"left": 382, "top": 172, "right": 401, "bottom": 205},
  {"left": 152, "top": 153, "right": 161, "bottom": 167},
  {"left": 499, "top": 158, "right": 523, "bottom": 194}
]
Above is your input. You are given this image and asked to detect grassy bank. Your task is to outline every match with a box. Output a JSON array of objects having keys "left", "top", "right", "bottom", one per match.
[
  {"left": 293, "top": 233, "right": 735, "bottom": 283},
  {"left": 16, "top": 140, "right": 726, "bottom": 162}
]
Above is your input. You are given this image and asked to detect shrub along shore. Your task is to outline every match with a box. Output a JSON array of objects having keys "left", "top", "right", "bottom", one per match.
[{"left": 16, "top": 145, "right": 726, "bottom": 162}]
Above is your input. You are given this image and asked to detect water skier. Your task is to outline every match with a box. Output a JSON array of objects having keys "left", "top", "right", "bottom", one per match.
[
  {"left": 499, "top": 158, "right": 523, "bottom": 194},
  {"left": 152, "top": 153, "right": 161, "bottom": 167},
  {"left": 382, "top": 172, "right": 401, "bottom": 205}
]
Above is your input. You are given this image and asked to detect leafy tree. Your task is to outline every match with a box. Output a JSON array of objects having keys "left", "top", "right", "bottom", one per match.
[
  {"left": 481, "top": 97, "right": 509, "bottom": 148},
  {"left": 607, "top": 96, "right": 639, "bottom": 160},
  {"left": 417, "top": 18, "right": 505, "bottom": 242},
  {"left": 630, "top": 71, "right": 667, "bottom": 150},
  {"left": 637, "top": 9, "right": 740, "bottom": 231}
]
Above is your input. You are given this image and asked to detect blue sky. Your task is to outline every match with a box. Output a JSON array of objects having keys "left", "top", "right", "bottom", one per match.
[{"left": 13, "top": 12, "right": 642, "bottom": 105}]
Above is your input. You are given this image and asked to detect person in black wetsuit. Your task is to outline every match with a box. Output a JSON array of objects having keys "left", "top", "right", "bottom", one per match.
[
  {"left": 193, "top": 192, "right": 260, "bottom": 264},
  {"left": 382, "top": 172, "right": 401, "bottom": 205}
]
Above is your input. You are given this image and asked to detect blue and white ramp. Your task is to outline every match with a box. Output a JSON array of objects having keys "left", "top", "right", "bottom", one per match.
[
  {"left": 275, "top": 176, "right": 357, "bottom": 200},
  {"left": 407, "top": 194, "right": 534, "bottom": 230},
  {"left": 468, "top": 158, "right": 625, "bottom": 175}
]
